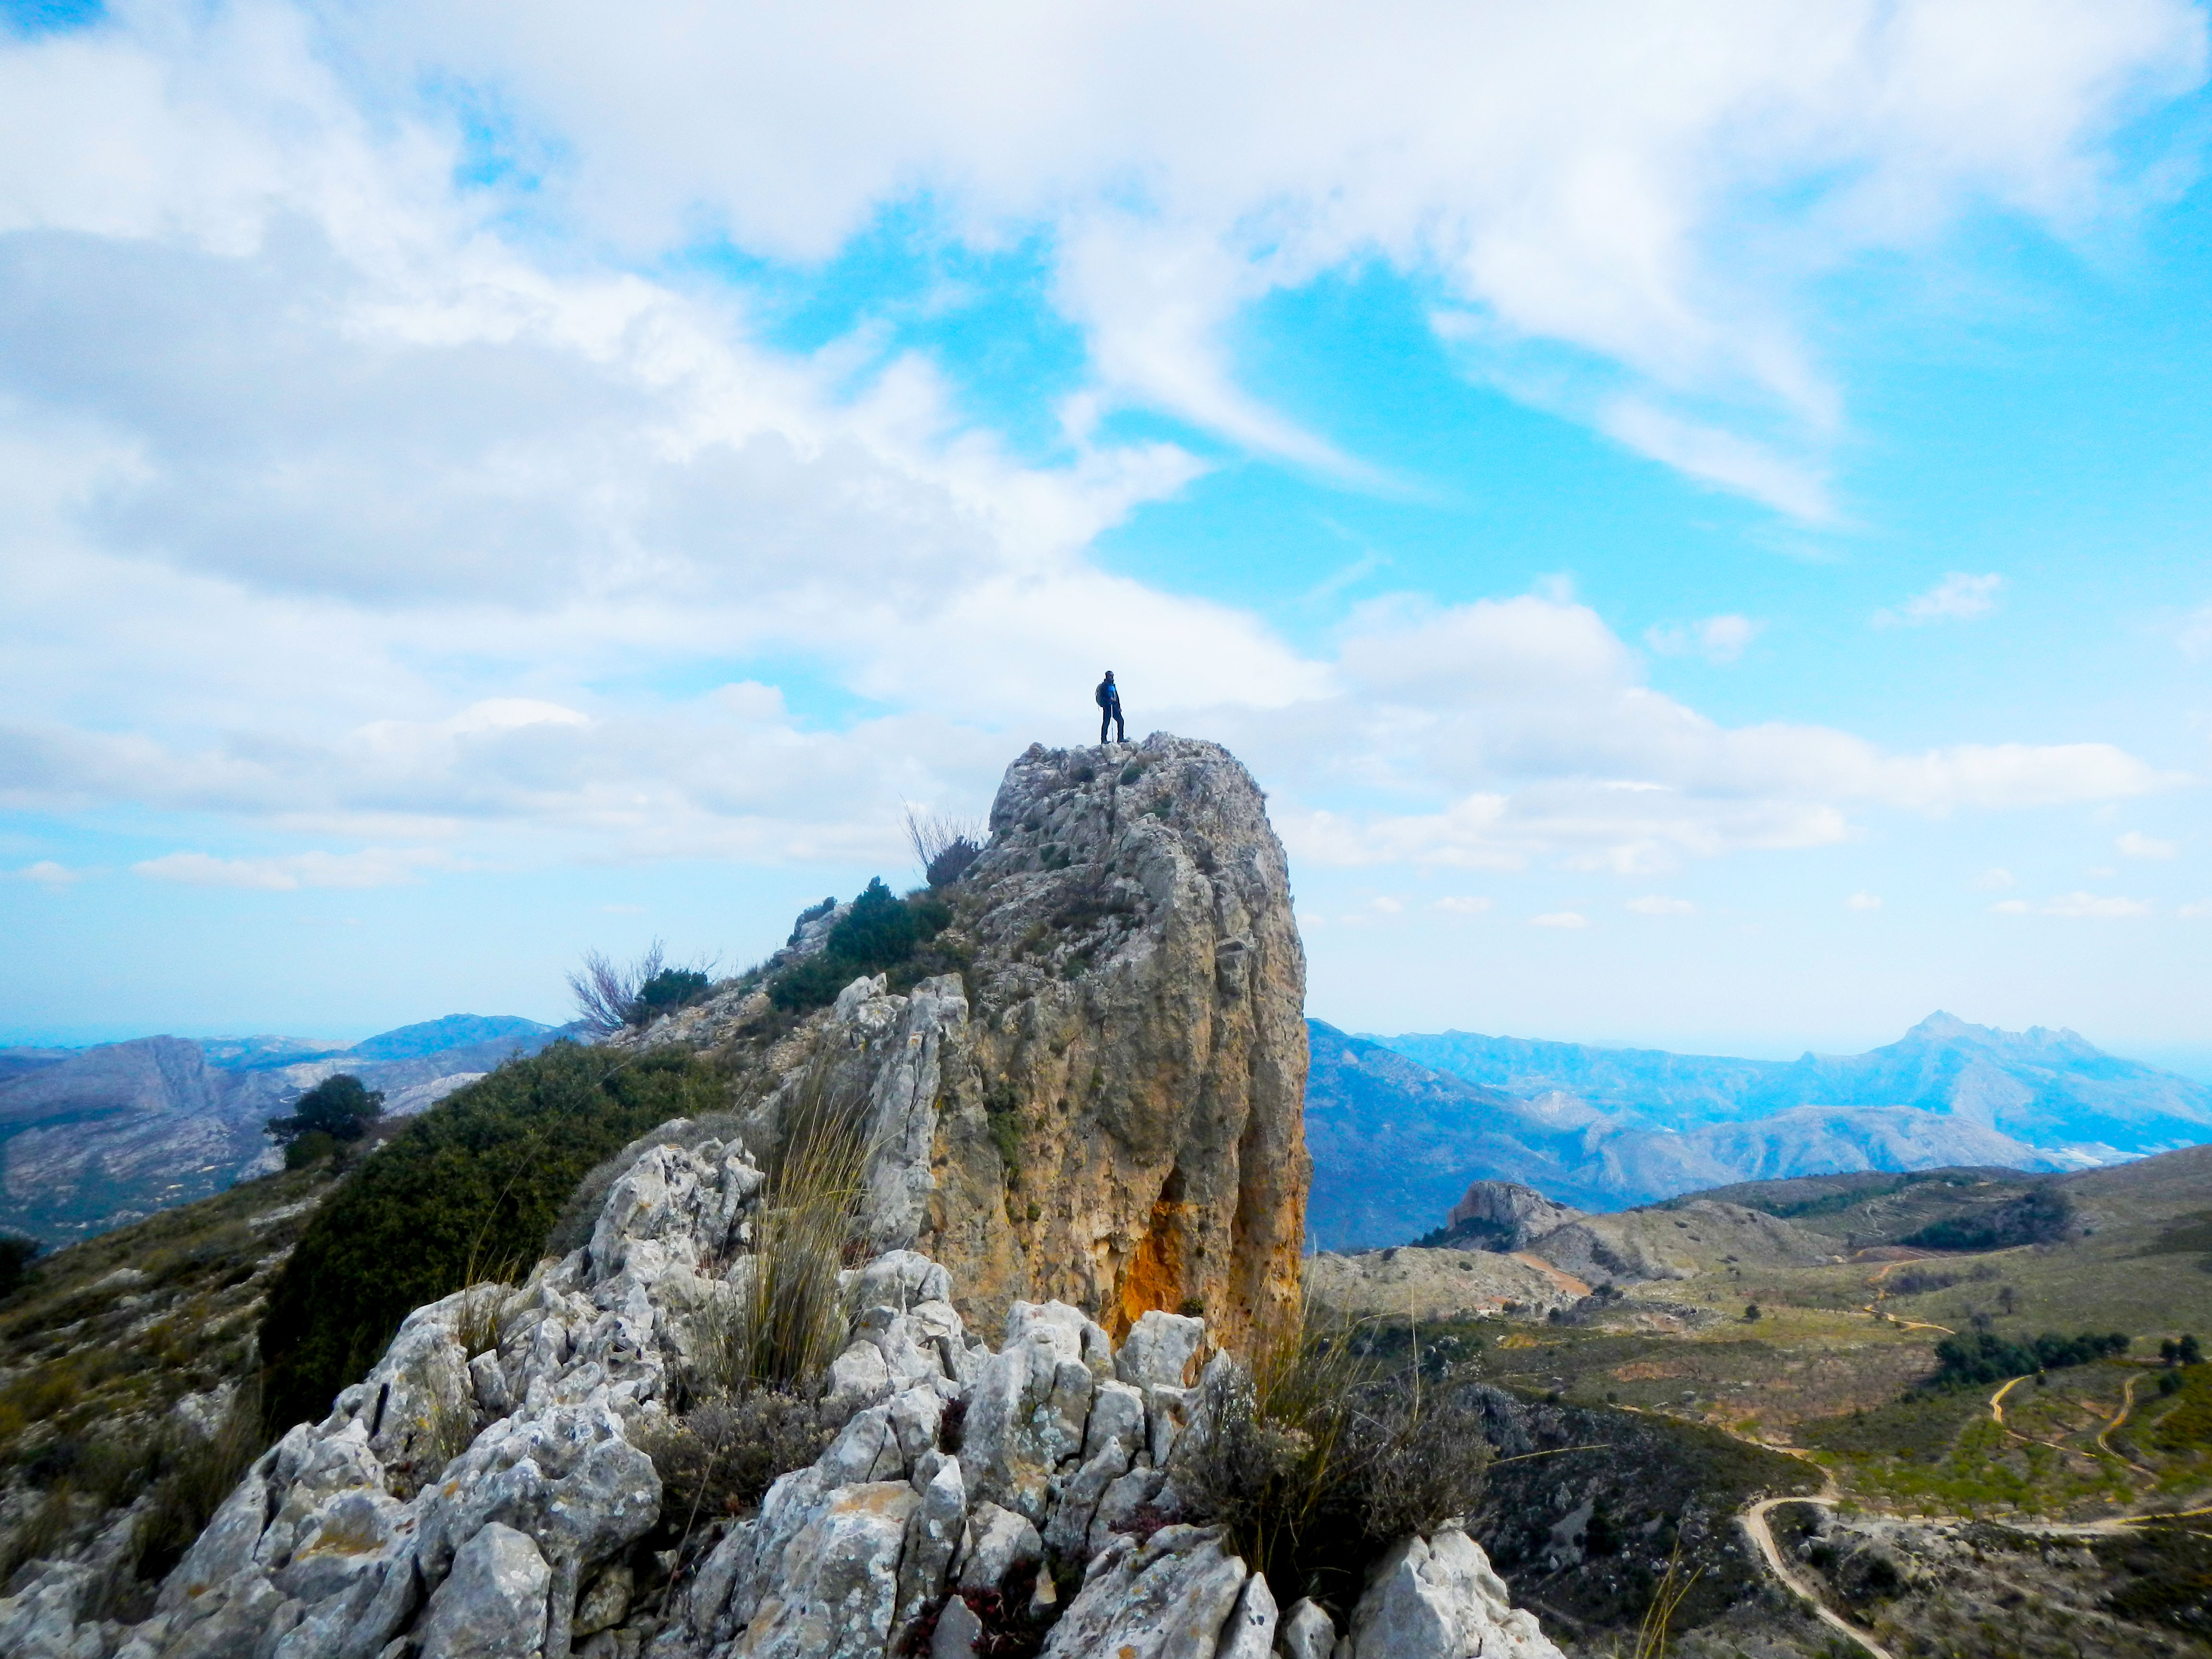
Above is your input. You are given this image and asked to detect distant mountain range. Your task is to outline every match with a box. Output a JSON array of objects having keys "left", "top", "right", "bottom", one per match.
[
  {"left": 0, "top": 1016, "right": 570, "bottom": 1242},
  {"left": 1306, "top": 1012, "right": 2212, "bottom": 1250}
]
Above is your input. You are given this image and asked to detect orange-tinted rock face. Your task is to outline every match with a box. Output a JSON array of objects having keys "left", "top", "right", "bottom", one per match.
[
  {"left": 617, "top": 734, "right": 1310, "bottom": 1361},
  {"left": 918, "top": 736, "right": 1310, "bottom": 1359}
]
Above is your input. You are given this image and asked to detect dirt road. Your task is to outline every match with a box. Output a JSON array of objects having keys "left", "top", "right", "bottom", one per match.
[{"left": 1740, "top": 1493, "right": 1896, "bottom": 1659}]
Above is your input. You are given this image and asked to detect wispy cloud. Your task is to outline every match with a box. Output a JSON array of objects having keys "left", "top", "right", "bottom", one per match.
[
  {"left": 8, "top": 860, "right": 82, "bottom": 887},
  {"left": 1646, "top": 614, "right": 1764, "bottom": 665},
  {"left": 1626, "top": 895, "right": 1694, "bottom": 916},
  {"left": 1431, "top": 895, "right": 1491, "bottom": 916},
  {"left": 133, "top": 849, "right": 460, "bottom": 890},
  {"left": 1846, "top": 891, "right": 1883, "bottom": 910},
  {"left": 1531, "top": 911, "right": 1588, "bottom": 929},
  {"left": 2044, "top": 891, "right": 2152, "bottom": 918},
  {"left": 1874, "top": 573, "right": 2004, "bottom": 627},
  {"left": 1997, "top": 892, "right": 2153, "bottom": 918},
  {"left": 2117, "top": 830, "right": 2177, "bottom": 858}
]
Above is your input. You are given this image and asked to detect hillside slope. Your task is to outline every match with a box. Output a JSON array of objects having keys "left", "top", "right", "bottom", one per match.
[{"left": 0, "top": 1019, "right": 565, "bottom": 1243}]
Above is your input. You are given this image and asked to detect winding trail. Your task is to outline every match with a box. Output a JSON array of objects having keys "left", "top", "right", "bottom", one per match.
[
  {"left": 1989, "top": 1374, "right": 2029, "bottom": 1423},
  {"left": 1741, "top": 1491, "right": 1896, "bottom": 1659},
  {"left": 1857, "top": 1260, "right": 1954, "bottom": 1334},
  {"left": 2097, "top": 1374, "right": 2155, "bottom": 1474}
]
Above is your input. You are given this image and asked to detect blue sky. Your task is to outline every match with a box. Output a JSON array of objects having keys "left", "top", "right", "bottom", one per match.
[{"left": 3, "top": 0, "right": 2212, "bottom": 1068}]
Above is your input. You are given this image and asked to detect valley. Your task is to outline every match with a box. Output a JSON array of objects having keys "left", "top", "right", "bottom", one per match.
[{"left": 1316, "top": 1148, "right": 2212, "bottom": 1654}]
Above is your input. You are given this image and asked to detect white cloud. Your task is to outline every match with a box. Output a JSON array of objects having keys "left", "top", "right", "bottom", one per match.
[
  {"left": 2180, "top": 900, "right": 2212, "bottom": 918},
  {"left": 1368, "top": 895, "right": 1404, "bottom": 914},
  {"left": 2044, "top": 890, "right": 2151, "bottom": 918},
  {"left": 1874, "top": 572, "right": 2004, "bottom": 626},
  {"left": 1431, "top": 895, "right": 1492, "bottom": 915},
  {"left": 0, "top": 5, "right": 2195, "bottom": 902},
  {"left": 1645, "top": 613, "right": 1764, "bottom": 665},
  {"left": 1531, "top": 911, "right": 1588, "bottom": 929},
  {"left": 8, "top": 860, "right": 82, "bottom": 886},
  {"left": 1846, "top": 891, "right": 1883, "bottom": 910},
  {"left": 1973, "top": 866, "right": 2016, "bottom": 889},
  {"left": 1626, "top": 894, "right": 1695, "bottom": 915},
  {"left": 133, "top": 848, "right": 459, "bottom": 890},
  {"left": 2118, "top": 830, "right": 2177, "bottom": 858},
  {"left": 43, "top": 0, "right": 2188, "bottom": 517},
  {"left": 1990, "top": 898, "right": 2032, "bottom": 914}
]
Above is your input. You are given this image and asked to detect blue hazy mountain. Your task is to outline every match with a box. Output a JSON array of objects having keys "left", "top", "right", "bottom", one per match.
[
  {"left": 1306, "top": 1013, "right": 2212, "bottom": 1250},
  {"left": 0, "top": 1014, "right": 566, "bottom": 1243},
  {"left": 344, "top": 1014, "right": 553, "bottom": 1061},
  {"left": 1375, "top": 1012, "right": 2212, "bottom": 1156}
]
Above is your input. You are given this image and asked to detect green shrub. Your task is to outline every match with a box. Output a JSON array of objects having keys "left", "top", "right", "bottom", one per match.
[
  {"left": 266, "top": 1074, "right": 383, "bottom": 1150},
  {"left": 1928, "top": 1328, "right": 2129, "bottom": 1388},
  {"left": 284, "top": 1130, "right": 337, "bottom": 1169},
  {"left": 1901, "top": 1187, "right": 2073, "bottom": 1252},
  {"left": 0, "top": 1235, "right": 39, "bottom": 1299},
  {"left": 258, "top": 1043, "right": 725, "bottom": 1431},
  {"left": 634, "top": 967, "right": 712, "bottom": 1020},
  {"left": 767, "top": 878, "right": 957, "bottom": 1012}
]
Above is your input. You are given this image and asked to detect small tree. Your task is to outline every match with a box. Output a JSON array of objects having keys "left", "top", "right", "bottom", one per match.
[
  {"left": 1744, "top": 1302, "right": 1762, "bottom": 1323},
  {"left": 0, "top": 1233, "right": 40, "bottom": 1298},
  {"left": 268, "top": 1074, "right": 384, "bottom": 1166}
]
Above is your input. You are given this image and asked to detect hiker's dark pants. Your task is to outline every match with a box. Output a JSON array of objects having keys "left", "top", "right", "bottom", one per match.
[{"left": 1101, "top": 706, "right": 1124, "bottom": 743}]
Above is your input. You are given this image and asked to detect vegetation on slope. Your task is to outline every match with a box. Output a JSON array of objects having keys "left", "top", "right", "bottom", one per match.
[
  {"left": 766, "top": 878, "right": 962, "bottom": 1012},
  {"left": 0, "top": 1166, "right": 329, "bottom": 1602},
  {"left": 258, "top": 1042, "right": 725, "bottom": 1431}
]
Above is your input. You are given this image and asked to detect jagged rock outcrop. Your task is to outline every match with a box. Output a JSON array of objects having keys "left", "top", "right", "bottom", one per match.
[
  {"left": 616, "top": 734, "right": 1310, "bottom": 1358},
  {"left": 0, "top": 1122, "right": 1556, "bottom": 1659},
  {"left": 1436, "top": 1181, "right": 1586, "bottom": 1252}
]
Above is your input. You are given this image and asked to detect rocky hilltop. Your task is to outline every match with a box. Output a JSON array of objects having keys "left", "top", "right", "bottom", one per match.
[
  {"left": 0, "top": 1106, "right": 1557, "bottom": 1659},
  {"left": 616, "top": 735, "right": 1310, "bottom": 1359}
]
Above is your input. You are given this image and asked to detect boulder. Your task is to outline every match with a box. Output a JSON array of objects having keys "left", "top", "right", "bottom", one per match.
[
  {"left": 1114, "top": 1311, "right": 1207, "bottom": 1389},
  {"left": 1037, "top": 1525, "right": 1252, "bottom": 1659},
  {"left": 416, "top": 1524, "right": 551, "bottom": 1659},
  {"left": 725, "top": 1482, "right": 918, "bottom": 1659},
  {"left": 1279, "top": 1597, "right": 1335, "bottom": 1659},
  {"left": 955, "top": 1502, "right": 1044, "bottom": 1594},
  {"left": 1339, "top": 1529, "right": 1564, "bottom": 1659}
]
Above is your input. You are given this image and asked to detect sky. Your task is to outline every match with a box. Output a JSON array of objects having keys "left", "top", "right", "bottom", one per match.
[{"left": 3, "top": 0, "right": 2212, "bottom": 1065}]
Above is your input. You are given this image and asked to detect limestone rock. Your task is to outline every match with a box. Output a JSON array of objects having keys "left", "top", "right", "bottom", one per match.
[
  {"left": 416, "top": 1524, "right": 550, "bottom": 1659},
  {"left": 934, "top": 738, "right": 1310, "bottom": 1358},
  {"left": 954, "top": 1502, "right": 1043, "bottom": 1594},
  {"left": 726, "top": 1481, "right": 918, "bottom": 1659},
  {"left": 609, "top": 735, "right": 1309, "bottom": 1363},
  {"left": 1215, "top": 1571, "right": 1277, "bottom": 1659},
  {"left": 1279, "top": 1597, "right": 1336, "bottom": 1659},
  {"left": 1037, "top": 1525, "right": 1250, "bottom": 1659},
  {"left": 1440, "top": 1181, "right": 1587, "bottom": 1252},
  {"left": 1113, "top": 1310, "right": 1207, "bottom": 1389},
  {"left": 1339, "top": 1530, "right": 1564, "bottom": 1659}
]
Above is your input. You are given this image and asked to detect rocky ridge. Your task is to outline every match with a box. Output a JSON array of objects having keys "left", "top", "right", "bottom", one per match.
[
  {"left": 0, "top": 1121, "right": 1562, "bottom": 1659},
  {"left": 610, "top": 735, "right": 1310, "bottom": 1359}
]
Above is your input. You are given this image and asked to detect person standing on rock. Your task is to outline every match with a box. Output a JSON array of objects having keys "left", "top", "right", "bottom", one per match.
[{"left": 1096, "top": 670, "right": 1125, "bottom": 744}]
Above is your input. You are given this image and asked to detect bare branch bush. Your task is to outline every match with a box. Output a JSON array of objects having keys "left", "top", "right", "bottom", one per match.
[
  {"left": 569, "top": 939, "right": 668, "bottom": 1036},
  {"left": 902, "top": 803, "right": 986, "bottom": 888}
]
